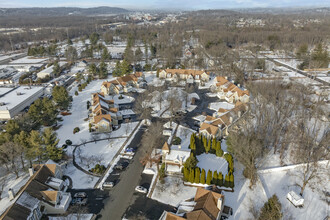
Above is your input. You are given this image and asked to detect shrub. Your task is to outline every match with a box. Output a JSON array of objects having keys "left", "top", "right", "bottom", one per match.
[
  {"left": 89, "top": 123, "right": 92, "bottom": 132},
  {"left": 172, "top": 137, "right": 182, "bottom": 145},
  {"left": 75, "top": 91, "right": 78, "bottom": 96},
  {"left": 118, "top": 94, "right": 124, "bottom": 99},
  {"left": 62, "top": 144, "right": 67, "bottom": 149},
  {"left": 90, "top": 164, "right": 106, "bottom": 174},
  {"left": 73, "top": 127, "right": 80, "bottom": 134},
  {"left": 78, "top": 86, "right": 82, "bottom": 92},
  {"left": 65, "top": 139, "right": 72, "bottom": 145},
  {"left": 159, "top": 163, "right": 166, "bottom": 180}
]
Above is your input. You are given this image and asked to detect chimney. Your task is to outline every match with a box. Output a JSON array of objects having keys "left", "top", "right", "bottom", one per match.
[
  {"left": 229, "top": 117, "right": 233, "bottom": 123},
  {"left": 29, "top": 167, "right": 34, "bottom": 177},
  {"left": 217, "top": 197, "right": 223, "bottom": 210},
  {"left": 8, "top": 188, "right": 15, "bottom": 200},
  {"left": 237, "top": 84, "right": 240, "bottom": 88}
]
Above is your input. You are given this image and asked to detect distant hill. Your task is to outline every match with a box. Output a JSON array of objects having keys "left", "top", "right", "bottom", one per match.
[
  {"left": 0, "top": 6, "right": 130, "bottom": 16},
  {"left": 232, "top": 7, "right": 330, "bottom": 15}
]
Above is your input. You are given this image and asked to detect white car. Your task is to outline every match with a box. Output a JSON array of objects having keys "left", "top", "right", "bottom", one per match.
[
  {"left": 103, "top": 181, "right": 114, "bottom": 188},
  {"left": 74, "top": 192, "right": 87, "bottom": 198},
  {"left": 135, "top": 186, "right": 148, "bottom": 194}
]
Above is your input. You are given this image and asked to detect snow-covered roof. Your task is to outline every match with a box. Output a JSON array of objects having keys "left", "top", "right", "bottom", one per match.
[
  {"left": 287, "top": 191, "right": 304, "bottom": 206},
  {"left": 16, "top": 192, "right": 39, "bottom": 211},
  {"left": 0, "top": 86, "right": 44, "bottom": 111},
  {"left": 165, "top": 150, "right": 190, "bottom": 162},
  {"left": 107, "top": 94, "right": 134, "bottom": 104},
  {"left": 45, "top": 177, "right": 64, "bottom": 189},
  {"left": 118, "top": 109, "right": 135, "bottom": 116}
]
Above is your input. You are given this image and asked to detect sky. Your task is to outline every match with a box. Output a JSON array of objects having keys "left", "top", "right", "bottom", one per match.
[{"left": 0, "top": 0, "right": 329, "bottom": 10}]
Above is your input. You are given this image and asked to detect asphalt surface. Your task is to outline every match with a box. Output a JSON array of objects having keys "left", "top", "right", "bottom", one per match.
[{"left": 96, "top": 126, "right": 152, "bottom": 220}]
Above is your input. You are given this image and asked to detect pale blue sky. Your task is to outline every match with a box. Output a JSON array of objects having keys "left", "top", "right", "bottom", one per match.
[{"left": 0, "top": 0, "right": 328, "bottom": 10}]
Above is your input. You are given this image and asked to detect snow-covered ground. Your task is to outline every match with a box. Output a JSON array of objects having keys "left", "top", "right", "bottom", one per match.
[
  {"left": 75, "top": 138, "right": 126, "bottom": 171},
  {"left": 49, "top": 214, "right": 94, "bottom": 220},
  {"left": 317, "top": 76, "right": 330, "bottom": 83},
  {"left": 273, "top": 58, "right": 302, "bottom": 69},
  {"left": 209, "top": 102, "right": 235, "bottom": 111},
  {"left": 196, "top": 154, "right": 228, "bottom": 175},
  {"left": 171, "top": 125, "right": 195, "bottom": 151},
  {"left": 223, "top": 161, "right": 329, "bottom": 220},
  {"left": 62, "top": 162, "right": 99, "bottom": 189},
  {"left": 151, "top": 176, "right": 197, "bottom": 207}
]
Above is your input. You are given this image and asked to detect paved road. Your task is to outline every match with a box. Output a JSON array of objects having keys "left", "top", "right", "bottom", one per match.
[{"left": 97, "top": 126, "right": 151, "bottom": 220}]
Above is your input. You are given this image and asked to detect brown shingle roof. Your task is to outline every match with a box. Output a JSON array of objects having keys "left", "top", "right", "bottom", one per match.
[
  {"left": 186, "top": 210, "right": 212, "bottom": 220},
  {"left": 94, "top": 114, "right": 111, "bottom": 124},
  {"left": 162, "top": 142, "right": 169, "bottom": 151},
  {"left": 205, "top": 115, "right": 216, "bottom": 122},
  {"left": 199, "top": 123, "right": 219, "bottom": 136},
  {"left": 41, "top": 191, "right": 58, "bottom": 202},
  {"left": 216, "top": 77, "right": 229, "bottom": 86},
  {"left": 165, "top": 212, "right": 186, "bottom": 220}
]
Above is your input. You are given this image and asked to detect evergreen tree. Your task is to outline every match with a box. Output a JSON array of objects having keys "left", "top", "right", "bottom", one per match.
[
  {"left": 218, "top": 172, "right": 223, "bottom": 186},
  {"left": 184, "top": 153, "right": 198, "bottom": 170},
  {"left": 52, "top": 86, "right": 70, "bottom": 110},
  {"left": 42, "top": 128, "right": 61, "bottom": 161},
  {"left": 205, "top": 138, "right": 211, "bottom": 153},
  {"left": 53, "top": 61, "right": 61, "bottom": 77},
  {"left": 206, "top": 170, "right": 212, "bottom": 185},
  {"left": 212, "top": 138, "right": 216, "bottom": 151},
  {"left": 194, "top": 168, "right": 200, "bottom": 183},
  {"left": 224, "top": 174, "right": 230, "bottom": 187},
  {"left": 135, "top": 47, "right": 143, "bottom": 61},
  {"left": 189, "top": 168, "right": 194, "bottom": 183},
  {"left": 200, "top": 169, "right": 206, "bottom": 184},
  {"left": 183, "top": 167, "right": 190, "bottom": 181},
  {"left": 258, "top": 194, "right": 282, "bottom": 220},
  {"left": 101, "top": 47, "right": 111, "bottom": 61},
  {"left": 216, "top": 141, "right": 224, "bottom": 157},
  {"left": 89, "top": 63, "right": 98, "bottom": 76},
  {"left": 120, "top": 59, "right": 131, "bottom": 76},
  {"left": 99, "top": 62, "right": 108, "bottom": 79},
  {"left": 229, "top": 172, "right": 235, "bottom": 188},
  {"left": 212, "top": 171, "right": 218, "bottom": 184},
  {"left": 89, "top": 32, "right": 100, "bottom": 46},
  {"left": 112, "top": 60, "right": 122, "bottom": 76},
  {"left": 29, "top": 130, "right": 43, "bottom": 162}
]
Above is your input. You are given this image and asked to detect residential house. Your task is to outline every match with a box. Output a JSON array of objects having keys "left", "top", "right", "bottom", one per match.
[
  {"left": 159, "top": 69, "right": 210, "bottom": 82},
  {"left": 89, "top": 92, "right": 123, "bottom": 132},
  {"left": 162, "top": 141, "right": 190, "bottom": 175},
  {"left": 159, "top": 187, "right": 232, "bottom": 220},
  {"left": 0, "top": 162, "right": 71, "bottom": 220},
  {"left": 199, "top": 123, "right": 221, "bottom": 139},
  {"left": 76, "top": 60, "right": 88, "bottom": 68},
  {"left": 216, "top": 76, "right": 249, "bottom": 103},
  {"left": 100, "top": 73, "right": 141, "bottom": 95}
]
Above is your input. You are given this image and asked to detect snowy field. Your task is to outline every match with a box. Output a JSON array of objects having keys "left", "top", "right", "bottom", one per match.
[
  {"left": 317, "top": 76, "right": 330, "bottom": 83},
  {"left": 151, "top": 176, "right": 197, "bottom": 207},
  {"left": 223, "top": 162, "right": 329, "bottom": 220},
  {"left": 274, "top": 59, "right": 302, "bottom": 69},
  {"left": 196, "top": 154, "right": 228, "bottom": 175},
  {"left": 75, "top": 138, "right": 126, "bottom": 171},
  {"left": 209, "top": 102, "right": 235, "bottom": 111}
]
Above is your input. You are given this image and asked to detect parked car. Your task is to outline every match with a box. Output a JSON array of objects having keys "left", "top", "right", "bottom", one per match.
[
  {"left": 114, "top": 164, "right": 124, "bottom": 170},
  {"left": 71, "top": 197, "right": 88, "bottom": 206},
  {"left": 126, "top": 147, "right": 137, "bottom": 153},
  {"left": 135, "top": 186, "right": 148, "bottom": 194},
  {"left": 103, "top": 181, "right": 114, "bottom": 189},
  {"left": 74, "top": 192, "right": 87, "bottom": 198}
]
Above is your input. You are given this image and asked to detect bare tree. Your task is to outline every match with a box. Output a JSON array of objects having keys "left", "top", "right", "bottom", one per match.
[
  {"left": 290, "top": 115, "right": 329, "bottom": 196},
  {"left": 0, "top": 175, "right": 8, "bottom": 198},
  {"left": 0, "top": 142, "right": 23, "bottom": 178},
  {"left": 167, "top": 90, "right": 182, "bottom": 126},
  {"left": 134, "top": 92, "right": 152, "bottom": 124}
]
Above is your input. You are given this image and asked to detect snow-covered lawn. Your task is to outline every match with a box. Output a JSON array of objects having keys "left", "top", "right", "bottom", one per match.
[
  {"left": 196, "top": 153, "right": 228, "bottom": 175},
  {"left": 171, "top": 125, "right": 195, "bottom": 151},
  {"left": 75, "top": 138, "right": 126, "bottom": 171},
  {"left": 198, "top": 77, "right": 217, "bottom": 90},
  {"left": 151, "top": 176, "right": 197, "bottom": 207},
  {"left": 63, "top": 162, "right": 99, "bottom": 189},
  {"left": 209, "top": 102, "right": 235, "bottom": 111},
  {"left": 222, "top": 160, "right": 329, "bottom": 220},
  {"left": 9, "top": 56, "right": 48, "bottom": 64}
]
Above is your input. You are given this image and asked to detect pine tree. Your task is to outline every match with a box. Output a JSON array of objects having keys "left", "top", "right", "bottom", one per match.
[
  {"left": 206, "top": 170, "right": 212, "bottom": 185},
  {"left": 42, "top": 128, "right": 62, "bottom": 161},
  {"left": 189, "top": 169, "right": 195, "bottom": 183},
  {"left": 183, "top": 167, "right": 189, "bottom": 181},
  {"left": 211, "top": 138, "right": 216, "bottom": 151},
  {"left": 205, "top": 138, "right": 211, "bottom": 153},
  {"left": 216, "top": 142, "right": 224, "bottom": 157},
  {"left": 194, "top": 168, "right": 200, "bottom": 183},
  {"left": 200, "top": 169, "right": 206, "bottom": 184},
  {"left": 29, "top": 130, "right": 43, "bottom": 162},
  {"left": 218, "top": 172, "right": 223, "bottom": 186},
  {"left": 212, "top": 171, "right": 218, "bottom": 184},
  {"left": 258, "top": 194, "right": 282, "bottom": 220},
  {"left": 230, "top": 172, "right": 235, "bottom": 188},
  {"left": 224, "top": 174, "right": 230, "bottom": 187}
]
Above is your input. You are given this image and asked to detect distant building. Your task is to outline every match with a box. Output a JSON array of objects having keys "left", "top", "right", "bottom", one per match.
[
  {"left": 101, "top": 73, "right": 142, "bottom": 95},
  {"left": 159, "top": 69, "right": 209, "bottom": 82},
  {"left": 0, "top": 86, "right": 44, "bottom": 119},
  {"left": 216, "top": 77, "right": 249, "bottom": 103}
]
